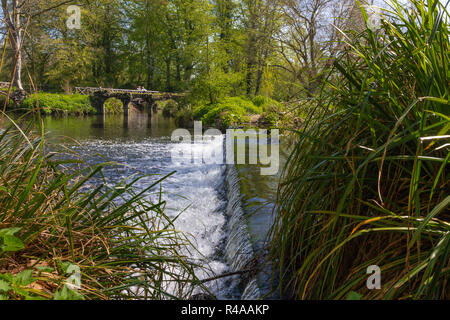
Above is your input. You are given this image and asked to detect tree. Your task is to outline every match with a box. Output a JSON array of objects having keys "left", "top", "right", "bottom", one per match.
[
  {"left": 274, "top": 0, "right": 355, "bottom": 97},
  {"left": 1, "top": 0, "right": 28, "bottom": 91}
]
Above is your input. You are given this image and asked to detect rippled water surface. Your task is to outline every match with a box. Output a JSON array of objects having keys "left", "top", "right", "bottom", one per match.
[{"left": 33, "top": 112, "right": 288, "bottom": 299}]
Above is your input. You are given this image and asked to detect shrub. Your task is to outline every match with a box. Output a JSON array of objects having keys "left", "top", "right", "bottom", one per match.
[
  {"left": 192, "top": 103, "right": 212, "bottom": 120},
  {"left": 104, "top": 98, "right": 123, "bottom": 114},
  {"left": 175, "top": 108, "right": 194, "bottom": 128},
  {"left": 259, "top": 112, "right": 279, "bottom": 127},
  {"left": 162, "top": 99, "right": 179, "bottom": 117},
  {"left": 252, "top": 95, "right": 283, "bottom": 112},
  {"left": 196, "top": 97, "right": 262, "bottom": 129}
]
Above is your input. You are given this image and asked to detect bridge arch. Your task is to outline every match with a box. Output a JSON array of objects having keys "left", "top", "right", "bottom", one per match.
[
  {"left": 76, "top": 87, "right": 185, "bottom": 115},
  {"left": 103, "top": 97, "right": 124, "bottom": 114}
]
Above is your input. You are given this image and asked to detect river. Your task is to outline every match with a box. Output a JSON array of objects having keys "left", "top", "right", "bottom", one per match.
[{"left": 36, "top": 112, "right": 289, "bottom": 299}]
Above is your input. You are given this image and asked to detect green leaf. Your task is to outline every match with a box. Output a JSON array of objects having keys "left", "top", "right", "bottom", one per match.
[
  {"left": 53, "top": 285, "right": 84, "bottom": 300},
  {"left": 346, "top": 291, "right": 363, "bottom": 300},
  {"left": 0, "top": 279, "right": 11, "bottom": 292},
  {"left": 12, "top": 270, "right": 34, "bottom": 286},
  {"left": 1, "top": 234, "right": 25, "bottom": 252},
  {"left": 0, "top": 227, "right": 21, "bottom": 237},
  {"left": 36, "top": 266, "right": 54, "bottom": 273}
]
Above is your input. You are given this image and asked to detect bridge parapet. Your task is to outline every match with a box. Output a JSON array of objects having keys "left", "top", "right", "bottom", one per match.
[{"left": 75, "top": 87, "right": 159, "bottom": 96}]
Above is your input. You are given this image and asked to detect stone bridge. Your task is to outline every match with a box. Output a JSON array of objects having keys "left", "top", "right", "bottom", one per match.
[{"left": 75, "top": 87, "right": 185, "bottom": 114}]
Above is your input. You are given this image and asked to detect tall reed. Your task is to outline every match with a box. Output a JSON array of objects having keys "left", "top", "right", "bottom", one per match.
[{"left": 270, "top": 0, "right": 449, "bottom": 300}]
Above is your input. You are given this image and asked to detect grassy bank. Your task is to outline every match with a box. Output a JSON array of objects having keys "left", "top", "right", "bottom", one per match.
[
  {"left": 0, "top": 119, "right": 202, "bottom": 300},
  {"left": 21, "top": 93, "right": 96, "bottom": 115},
  {"left": 175, "top": 96, "right": 284, "bottom": 130},
  {"left": 270, "top": 0, "right": 449, "bottom": 300}
]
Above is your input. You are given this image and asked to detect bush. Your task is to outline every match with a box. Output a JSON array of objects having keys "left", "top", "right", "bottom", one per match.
[
  {"left": 192, "top": 103, "right": 212, "bottom": 121},
  {"left": 252, "top": 95, "right": 283, "bottom": 112},
  {"left": 22, "top": 93, "right": 95, "bottom": 115},
  {"left": 259, "top": 112, "right": 279, "bottom": 127},
  {"left": 192, "top": 97, "right": 262, "bottom": 129},
  {"left": 162, "top": 99, "right": 179, "bottom": 117},
  {"left": 175, "top": 108, "right": 194, "bottom": 128},
  {"left": 104, "top": 98, "right": 123, "bottom": 114}
]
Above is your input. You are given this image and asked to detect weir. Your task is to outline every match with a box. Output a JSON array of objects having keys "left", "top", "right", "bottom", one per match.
[{"left": 223, "top": 165, "right": 262, "bottom": 299}]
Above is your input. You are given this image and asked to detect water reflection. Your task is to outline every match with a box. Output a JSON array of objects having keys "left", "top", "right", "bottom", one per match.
[{"left": 39, "top": 112, "right": 178, "bottom": 142}]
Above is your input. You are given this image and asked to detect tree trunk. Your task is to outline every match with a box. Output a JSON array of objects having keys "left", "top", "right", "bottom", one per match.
[
  {"left": 166, "top": 57, "right": 171, "bottom": 91},
  {"left": 146, "top": 40, "right": 153, "bottom": 89},
  {"left": 145, "top": 0, "right": 153, "bottom": 89},
  {"left": 3, "top": 0, "right": 25, "bottom": 91}
]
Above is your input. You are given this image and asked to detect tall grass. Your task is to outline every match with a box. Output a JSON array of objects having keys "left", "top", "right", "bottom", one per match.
[
  {"left": 270, "top": 0, "right": 449, "bottom": 299},
  {"left": 0, "top": 118, "right": 202, "bottom": 300}
]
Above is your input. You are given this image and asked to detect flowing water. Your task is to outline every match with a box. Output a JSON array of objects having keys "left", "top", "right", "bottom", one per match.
[{"left": 33, "top": 112, "right": 288, "bottom": 299}]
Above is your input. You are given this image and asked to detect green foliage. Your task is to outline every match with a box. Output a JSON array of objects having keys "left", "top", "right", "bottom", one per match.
[
  {"left": 193, "top": 96, "right": 262, "bottom": 129},
  {"left": 0, "top": 228, "right": 25, "bottom": 252},
  {"left": 346, "top": 291, "right": 363, "bottom": 300},
  {"left": 271, "top": 0, "right": 449, "bottom": 300},
  {"left": 251, "top": 95, "right": 268, "bottom": 108},
  {"left": 3, "top": 0, "right": 286, "bottom": 101},
  {"left": 22, "top": 93, "right": 96, "bottom": 115},
  {"left": 252, "top": 95, "right": 283, "bottom": 112},
  {"left": 259, "top": 112, "right": 279, "bottom": 127},
  {"left": 192, "top": 102, "right": 213, "bottom": 120},
  {"left": 0, "top": 228, "right": 81, "bottom": 300},
  {"left": 53, "top": 285, "right": 84, "bottom": 301},
  {"left": 104, "top": 98, "right": 123, "bottom": 114},
  {"left": 162, "top": 99, "right": 179, "bottom": 117},
  {"left": 0, "top": 270, "right": 41, "bottom": 300},
  {"left": 175, "top": 107, "right": 194, "bottom": 128}
]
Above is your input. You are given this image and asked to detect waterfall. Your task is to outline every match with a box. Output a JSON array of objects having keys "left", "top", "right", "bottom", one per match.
[{"left": 224, "top": 164, "right": 261, "bottom": 300}]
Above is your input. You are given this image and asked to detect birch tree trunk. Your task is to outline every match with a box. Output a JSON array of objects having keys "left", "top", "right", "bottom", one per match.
[{"left": 1, "top": 0, "right": 24, "bottom": 91}]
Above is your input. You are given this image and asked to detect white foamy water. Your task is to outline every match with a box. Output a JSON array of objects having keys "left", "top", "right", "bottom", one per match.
[{"left": 73, "top": 134, "right": 237, "bottom": 299}]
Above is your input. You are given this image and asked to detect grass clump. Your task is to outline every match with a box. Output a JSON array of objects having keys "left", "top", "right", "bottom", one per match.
[
  {"left": 21, "top": 93, "right": 96, "bottom": 115},
  {"left": 270, "top": 0, "right": 449, "bottom": 300},
  {"left": 0, "top": 121, "right": 202, "bottom": 300}
]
